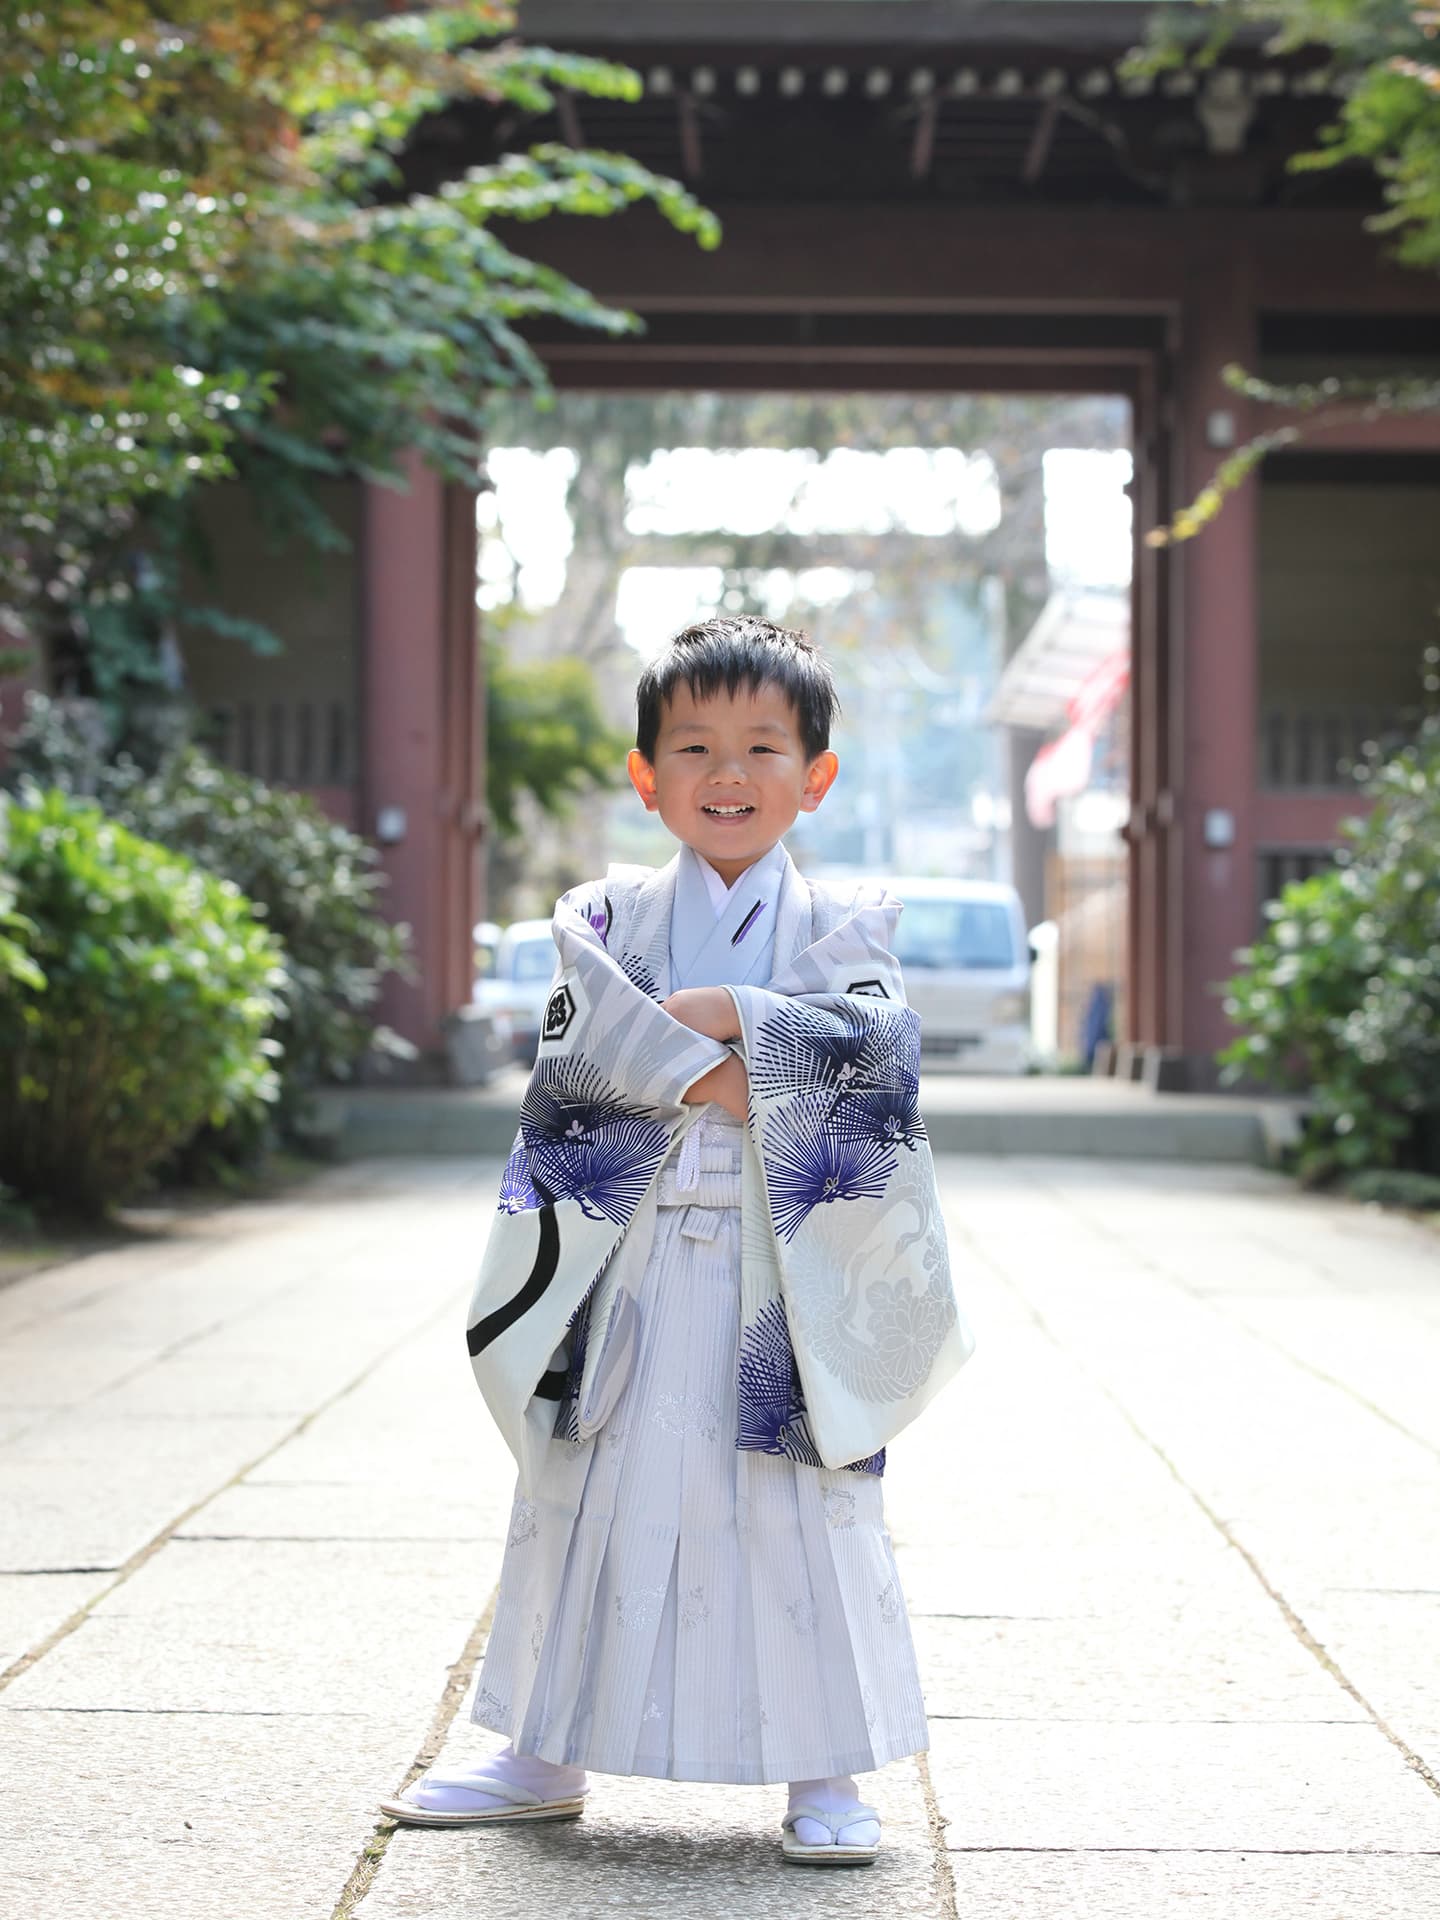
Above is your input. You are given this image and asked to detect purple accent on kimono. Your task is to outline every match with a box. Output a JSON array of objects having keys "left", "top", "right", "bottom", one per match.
[{"left": 731, "top": 898, "right": 766, "bottom": 947}]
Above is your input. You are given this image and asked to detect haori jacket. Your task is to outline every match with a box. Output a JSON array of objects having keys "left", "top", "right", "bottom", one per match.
[{"left": 465, "top": 843, "right": 975, "bottom": 1495}]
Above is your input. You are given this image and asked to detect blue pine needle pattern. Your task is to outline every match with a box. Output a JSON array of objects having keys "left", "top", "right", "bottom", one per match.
[
  {"left": 748, "top": 999, "right": 918, "bottom": 1104},
  {"left": 762, "top": 1094, "right": 898, "bottom": 1242},
  {"left": 620, "top": 953, "right": 661, "bottom": 1000},
  {"left": 737, "top": 1299, "right": 884, "bottom": 1477},
  {"left": 497, "top": 1139, "right": 542, "bottom": 1214},
  {"left": 751, "top": 997, "right": 925, "bottom": 1241},
  {"left": 552, "top": 1285, "right": 595, "bottom": 1444},
  {"left": 521, "top": 1059, "right": 669, "bottom": 1228},
  {"left": 832, "top": 1073, "right": 926, "bottom": 1154},
  {"left": 736, "top": 1299, "right": 819, "bottom": 1463}
]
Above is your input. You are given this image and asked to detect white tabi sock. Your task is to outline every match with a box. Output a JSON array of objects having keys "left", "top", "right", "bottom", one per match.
[
  {"left": 786, "top": 1774, "right": 880, "bottom": 1849},
  {"left": 405, "top": 1743, "right": 588, "bottom": 1813}
]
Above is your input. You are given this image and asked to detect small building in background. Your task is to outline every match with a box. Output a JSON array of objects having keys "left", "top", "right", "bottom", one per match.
[{"left": 988, "top": 589, "right": 1130, "bottom": 1065}]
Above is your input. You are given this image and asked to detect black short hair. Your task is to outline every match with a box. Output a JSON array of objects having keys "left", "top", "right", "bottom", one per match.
[{"left": 634, "top": 615, "right": 840, "bottom": 763}]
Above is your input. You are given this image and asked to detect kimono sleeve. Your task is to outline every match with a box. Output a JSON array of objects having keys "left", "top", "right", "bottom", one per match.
[
  {"left": 468, "top": 881, "right": 730, "bottom": 1490},
  {"left": 543, "top": 881, "right": 730, "bottom": 1111},
  {"left": 720, "top": 895, "right": 974, "bottom": 1468}
]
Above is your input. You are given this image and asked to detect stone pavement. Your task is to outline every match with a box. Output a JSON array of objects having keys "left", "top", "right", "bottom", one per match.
[{"left": 1, "top": 1154, "right": 1437, "bottom": 1919}]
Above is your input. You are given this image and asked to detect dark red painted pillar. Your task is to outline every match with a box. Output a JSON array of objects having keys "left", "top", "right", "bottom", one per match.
[
  {"left": 1177, "top": 250, "right": 1260, "bottom": 1065},
  {"left": 362, "top": 455, "right": 482, "bottom": 1055}
]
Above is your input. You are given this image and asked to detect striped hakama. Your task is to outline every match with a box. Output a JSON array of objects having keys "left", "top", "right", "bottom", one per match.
[{"left": 472, "top": 1116, "right": 930, "bottom": 1785}]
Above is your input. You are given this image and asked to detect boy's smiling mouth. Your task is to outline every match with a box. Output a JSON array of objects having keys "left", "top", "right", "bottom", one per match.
[{"left": 702, "top": 803, "right": 755, "bottom": 817}]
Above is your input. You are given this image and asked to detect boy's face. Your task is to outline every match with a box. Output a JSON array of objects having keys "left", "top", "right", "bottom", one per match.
[{"left": 627, "top": 679, "right": 838, "bottom": 884}]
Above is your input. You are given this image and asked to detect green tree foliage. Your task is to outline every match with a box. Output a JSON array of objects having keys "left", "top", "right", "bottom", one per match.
[
  {"left": 0, "top": 806, "right": 44, "bottom": 995},
  {"left": 485, "top": 637, "right": 630, "bottom": 838},
  {"left": 1, "top": 2, "right": 718, "bottom": 701},
  {"left": 1140, "top": 0, "right": 1440, "bottom": 542},
  {"left": 1149, "top": 0, "right": 1440, "bottom": 266},
  {"left": 0, "top": 784, "right": 285, "bottom": 1216},
  {"left": 1221, "top": 707, "right": 1440, "bottom": 1180}
]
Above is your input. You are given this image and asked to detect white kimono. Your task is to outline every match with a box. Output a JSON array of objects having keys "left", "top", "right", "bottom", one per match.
[{"left": 465, "top": 844, "right": 974, "bottom": 1785}]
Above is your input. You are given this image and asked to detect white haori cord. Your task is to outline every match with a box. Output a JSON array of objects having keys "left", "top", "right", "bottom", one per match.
[{"left": 675, "top": 1118, "right": 704, "bottom": 1193}]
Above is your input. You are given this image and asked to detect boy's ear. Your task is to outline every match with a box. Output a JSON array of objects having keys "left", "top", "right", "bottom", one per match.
[
  {"left": 627, "top": 748, "right": 660, "bottom": 811},
  {"left": 799, "top": 750, "right": 839, "bottom": 813}
]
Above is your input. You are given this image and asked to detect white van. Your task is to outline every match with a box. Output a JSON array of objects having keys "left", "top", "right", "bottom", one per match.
[
  {"left": 471, "top": 918, "right": 558, "bottom": 1062},
  {"left": 887, "top": 877, "right": 1032, "bottom": 1073}
]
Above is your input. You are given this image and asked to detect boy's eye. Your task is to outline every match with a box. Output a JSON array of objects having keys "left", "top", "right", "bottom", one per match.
[
  {"left": 679, "top": 744, "right": 706, "bottom": 754},
  {"left": 750, "top": 745, "right": 776, "bottom": 754}
]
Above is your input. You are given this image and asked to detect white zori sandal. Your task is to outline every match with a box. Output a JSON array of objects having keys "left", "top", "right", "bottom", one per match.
[
  {"left": 378, "top": 1752, "right": 588, "bottom": 1828},
  {"left": 781, "top": 1800, "right": 882, "bottom": 1866}
]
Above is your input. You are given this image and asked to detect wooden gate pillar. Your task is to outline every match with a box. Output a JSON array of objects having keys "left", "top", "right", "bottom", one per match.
[
  {"left": 362, "top": 455, "right": 483, "bottom": 1056},
  {"left": 1175, "top": 252, "right": 1261, "bottom": 1067}
]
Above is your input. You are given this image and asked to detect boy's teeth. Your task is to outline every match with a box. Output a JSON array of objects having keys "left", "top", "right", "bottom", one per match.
[{"left": 705, "top": 804, "right": 752, "bottom": 815}]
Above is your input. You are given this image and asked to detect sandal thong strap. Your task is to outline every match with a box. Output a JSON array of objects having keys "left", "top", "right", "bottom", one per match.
[
  {"left": 413, "top": 1771, "right": 553, "bottom": 1809},
  {"left": 782, "top": 1802, "right": 880, "bottom": 1840}
]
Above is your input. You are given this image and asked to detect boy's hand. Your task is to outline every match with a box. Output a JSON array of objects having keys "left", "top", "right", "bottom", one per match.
[
  {"left": 682, "top": 1053, "right": 749, "bottom": 1122},
  {"left": 662, "top": 987, "right": 739, "bottom": 1043}
]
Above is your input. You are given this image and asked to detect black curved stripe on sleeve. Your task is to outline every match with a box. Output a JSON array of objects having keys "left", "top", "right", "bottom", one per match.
[{"left": 466, "top": 1175, "right": 562, "bottom": 1359}]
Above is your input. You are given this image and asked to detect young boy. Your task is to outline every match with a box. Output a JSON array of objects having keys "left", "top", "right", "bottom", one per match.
[{"left": 381, "top": 617, "right": 972, "bottom": 1863}]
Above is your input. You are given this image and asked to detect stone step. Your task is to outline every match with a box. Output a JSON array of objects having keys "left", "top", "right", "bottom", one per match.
[{"left": 311, "top": 1074, "right": 1305, "bottom": 1168}]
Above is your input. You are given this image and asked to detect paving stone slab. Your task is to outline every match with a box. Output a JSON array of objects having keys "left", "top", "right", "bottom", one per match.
[
  {"left": 88, "top": 1334, "right": 430, "bottom": 1420},
  {"left": 0, "top": 1571, "right": 108, "bottom": 1672},
  {"left": 1223, "top": 1488, "right": 1440, "bottom": 1596},
  {"left": 0, "top": 1706, "right": 421, "bottom": 1920},
  {"left": 0, "top": 1408, "right": 48, "bottom": 1447},
  {"left": 926, "top": 1719, "right": 1440, "bottom": 1852},
  {"left": 1210, "top": 1294, "right": 1440, "bottom": 1456},
  {"left": 1283, "top": 1589, "right": 1440, "bottom": 1776},
  {"left": 0, "top": 1332, "right": 169, "bottom": 1412},
  {"left": 0, "top": 1414, "right": 295, "bottom": 1573},
  {"left": 362, "top": 1752, "right": 945, "bottom": 1920},
  {"left": 947, "top": 1848, "right": 1440, "bottom": 1920},
  {"left": 1, "top": 1538, "right": 486, "bottom": 1716},
  {"left": 898, "top": 1551, "right": 1252, "bottom": 1626},
  {"left": 174, "top": 1479, "right": 496, "bottom": 1545},
  {"left": 911, "top": 1608, "right": 1361, "bottom": 1725}
]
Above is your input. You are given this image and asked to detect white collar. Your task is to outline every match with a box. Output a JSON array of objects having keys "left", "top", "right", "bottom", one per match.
[{"left": 697, "top": 855, "right": 733, "bottom": 916}]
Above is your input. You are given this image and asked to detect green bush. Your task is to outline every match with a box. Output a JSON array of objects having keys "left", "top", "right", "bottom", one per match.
[
  {"left": 0, "top": 786, "right": 284, "bottom": 1217},
  {"left": 1221, "top": 716, "right": 1440, "bottom": 1182},
  {"left": 1344, "top": 1169, "right": 1440, "bottom": 1213},
  {"left": 7, "top": 699, "right": 413, "bottom": 1148},
  {"left": 0, "top": 802, "right": 44, "bottom": 996}
]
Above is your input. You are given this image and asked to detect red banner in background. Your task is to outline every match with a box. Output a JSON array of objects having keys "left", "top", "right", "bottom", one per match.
[{"left": 1024, "top": 646, "right": 1130, "bottom": 830}]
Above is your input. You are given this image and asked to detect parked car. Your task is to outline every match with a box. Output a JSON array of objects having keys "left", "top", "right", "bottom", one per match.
[
  {"left": 886, "top": 877, "right": 1033, "bottom": 1073},
  {"left": 471, "top": 917, "right": 557, "bottom": 1063}
]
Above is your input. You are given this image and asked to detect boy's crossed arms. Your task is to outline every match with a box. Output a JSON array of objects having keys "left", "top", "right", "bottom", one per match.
[{"left": 664, "top": 986, "right": 748, "bottom": 1120}]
